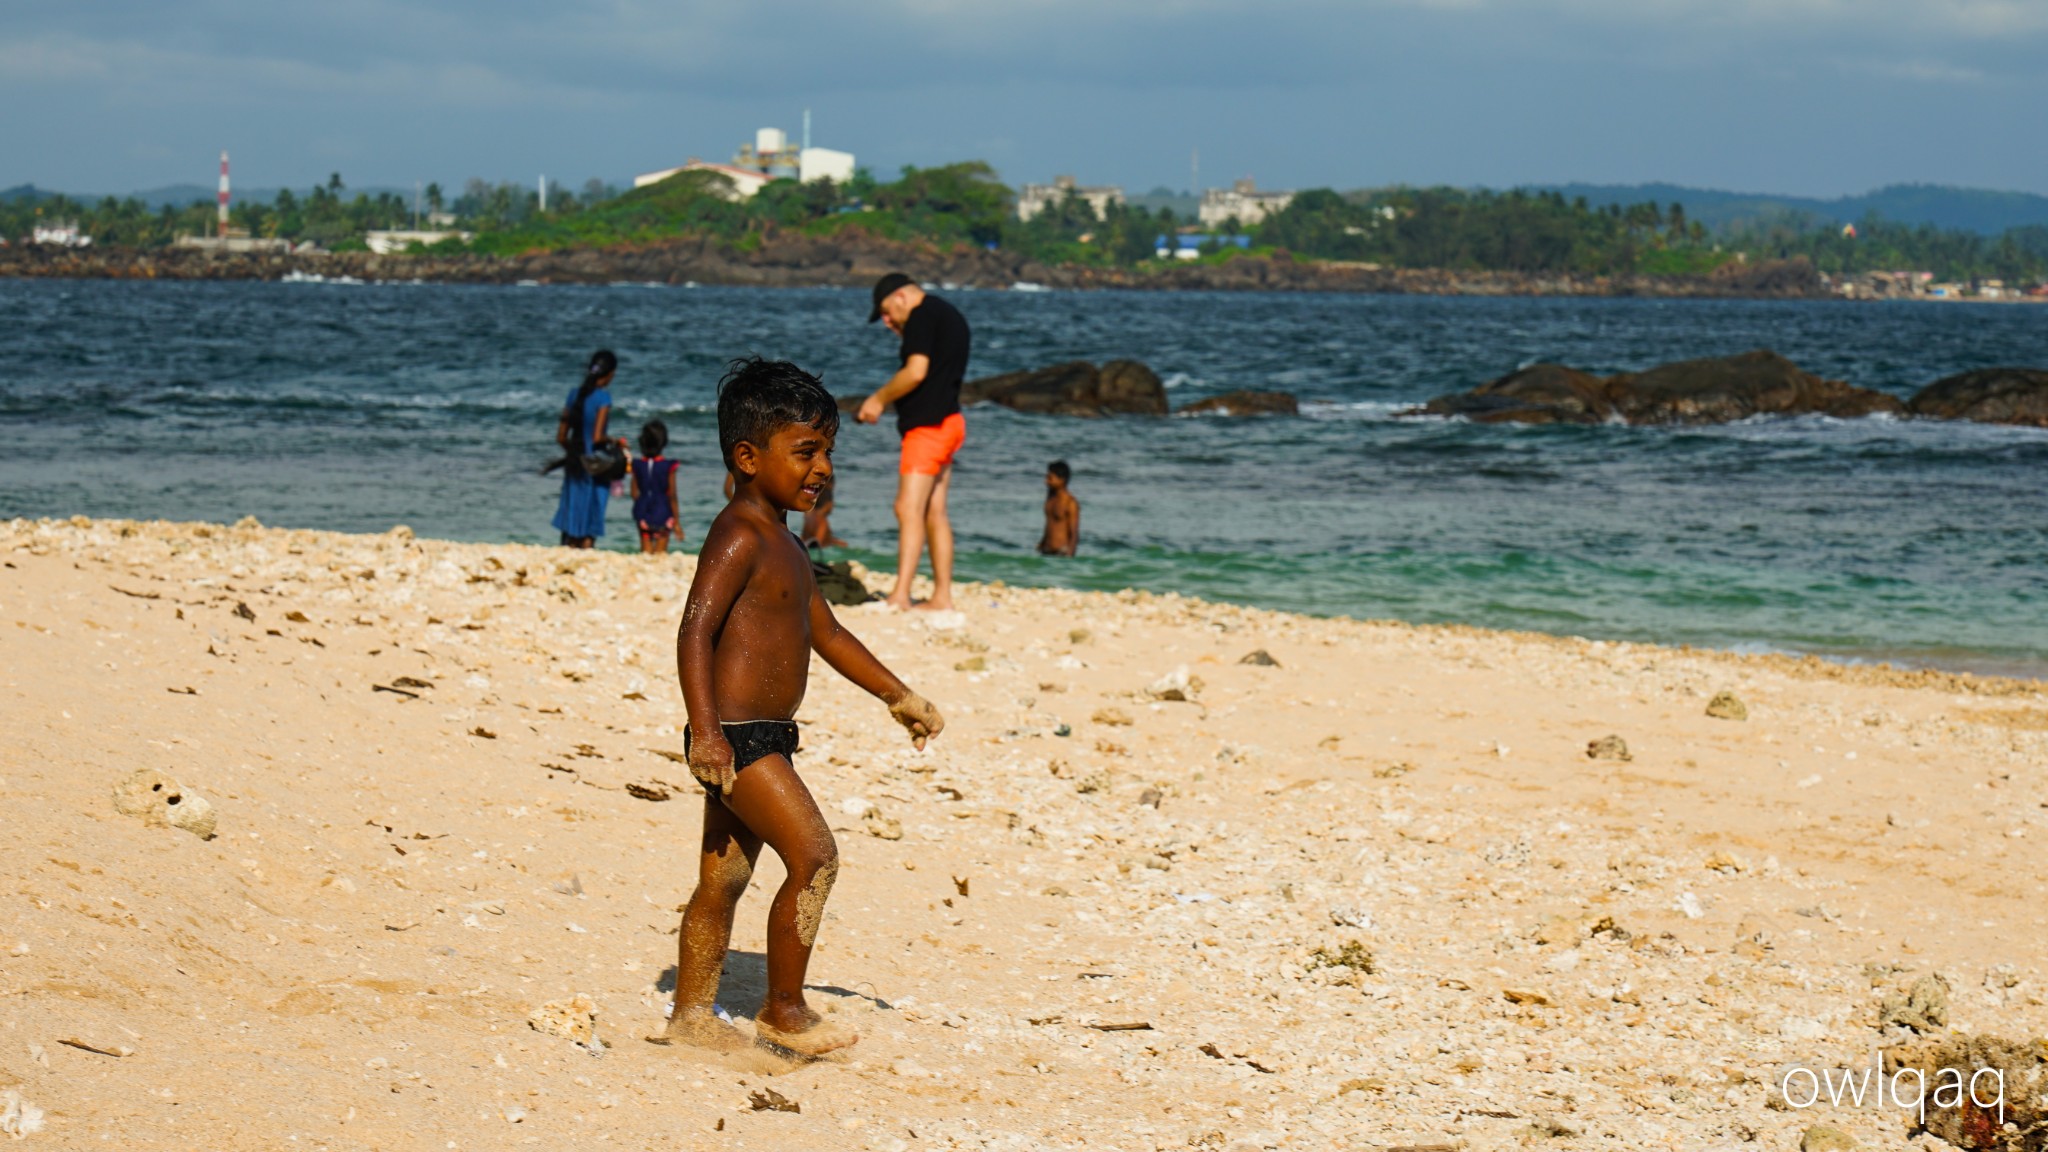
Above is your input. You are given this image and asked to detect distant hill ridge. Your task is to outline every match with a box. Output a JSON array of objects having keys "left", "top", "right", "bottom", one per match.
[
  {"left": 8, "top": 178, "right": 2047, "bottom": 237},
  {"left": 1, "top": 182, "right": 416, "bottom": 211},
  {"left": 1525, "top": 182, "right": 2048, "bottom": 235}
]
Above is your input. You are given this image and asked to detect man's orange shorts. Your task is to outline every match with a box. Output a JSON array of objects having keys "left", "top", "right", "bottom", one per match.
[{"left": 899, "top": 412, "right": 966, "bottom": 476}]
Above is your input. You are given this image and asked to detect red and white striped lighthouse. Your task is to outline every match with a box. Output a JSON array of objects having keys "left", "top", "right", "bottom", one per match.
[{"left": 217, "top": 152, "right": 231, "bottom": 237}]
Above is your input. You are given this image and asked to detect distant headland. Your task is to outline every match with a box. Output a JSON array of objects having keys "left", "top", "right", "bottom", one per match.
[{"left": 3, "top": 162, "right": 2042, "bottom": 300}]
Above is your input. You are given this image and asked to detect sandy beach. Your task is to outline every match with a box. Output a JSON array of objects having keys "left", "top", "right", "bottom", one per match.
[{"left": 2, "top": 514, "right": 2045, "bottom": 1151}]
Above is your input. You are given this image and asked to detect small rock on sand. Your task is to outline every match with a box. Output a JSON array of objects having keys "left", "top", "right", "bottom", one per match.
[
  {"left": 862, "top": 809, "right": 903, "bottom": 841},
  {"left": 528, "top": 994, "right": 599, "bottom": 1047},
  {"left": 1703, "top": 850, "right": 1747, "bottom": 873},
  {"left": 112, "top": 768, "right": 218, "bottom": 840},
  {"left": 1799, "top": 1124, "right": 1857, "bottom": 1152},
  {"left": 1239, "top": 649, "right": 1279, "bottom": 667},
  {"left": 1586, "top": 735, "right": 1632, "bottom": 762},
  {"left": 0, "top": 1090, "right": 46, "bottom": 1138},
  {"left": 1092, "top": 707, "right": 1133, "bottom": 727},
  {"left": 1706, "top": 691, "right": 1748, "bottom": 721},
  {"left": 1882, "top": 1034, "right": 2048, "bottom": 1144},
  {"left": 1880, "top": 974, "right": 1950, "bottom": 1033},
  {"left": 813, "top": 561, "right": 874, "bottom": 606},
  {"left": 1146, "top": 665, "right": 1202, "bottom": 702},
  {"left": 747, "top": 1087, "right": 800, "bottom": 1113}
]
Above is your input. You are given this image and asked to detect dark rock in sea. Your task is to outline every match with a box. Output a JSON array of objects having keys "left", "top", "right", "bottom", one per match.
[
  {"left": 962, "top": 360, "right": 1167, "bottom": 417},
  {"left": 1604, "top": 350, "right": 1904, "bottom": 425},
  {"left": 1411, "top": 350, "right": 1904, "bottom": 426},
  {"left": 1906, "top": 367, "right": 2048, "bottom": 427},
  {"left": 1411, "top": 365, "right": 1613, "bottom": 425},
  {"left": 1176, "top": 390, "right": 1300, "bottom": 417},
  {"left": 1097, "top": 361, "right": 1170, "bottom": 416}
]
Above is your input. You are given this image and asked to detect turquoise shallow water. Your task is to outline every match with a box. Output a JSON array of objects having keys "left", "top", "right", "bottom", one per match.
[{"left": 1, "top": 281, "right": 2043, "bottom": 676}]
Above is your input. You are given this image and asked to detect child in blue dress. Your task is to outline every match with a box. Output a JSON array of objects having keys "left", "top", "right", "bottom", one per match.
[{"left": 631, "top": 419, "right": 681, "bottom": 554}]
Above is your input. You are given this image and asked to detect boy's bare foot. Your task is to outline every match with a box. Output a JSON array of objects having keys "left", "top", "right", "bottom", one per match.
[
  {"left": 910, "top": 596, "right": 954, "bottom": 611},
  {"left": 647, "top": 1007, "right": 749, "bottom": 1053},
  {"left": 883, "top": 595, "right": 914, "bottom": 611},
  {"left": 753, "top": 1009, "right": 858, "bottom": 1056}
]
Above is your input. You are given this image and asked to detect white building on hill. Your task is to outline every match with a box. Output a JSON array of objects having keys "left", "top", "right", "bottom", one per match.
[
  {"left": 636, "top": 121, "right": 858, "bottom": 197},
  {"left": 363, "top": 230, "right": 473, "bottom": 254},
  {"left": 1017, "top": 175, "right": 1125, "bottom": 222},
  {"left": 30, "top": 220, "right": 91, "bottom": 247},
  {"left": 1199, "top": 177, "right": 1294, "bottom": 228},
  {"left": 798, "top": 148, "right": 856, "bottom": 185},
  {"left": 632, "top": 161, "right": 776, "bottom": 200}
]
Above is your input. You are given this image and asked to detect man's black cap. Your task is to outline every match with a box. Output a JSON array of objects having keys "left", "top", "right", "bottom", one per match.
[{"left": 868, "top": 272, "right": 915, "bottom": 323}]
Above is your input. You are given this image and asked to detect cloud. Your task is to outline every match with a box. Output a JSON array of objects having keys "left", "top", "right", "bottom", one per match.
[
  {"left": 2, "top": 0, "right": 2044, "bottom": 194},
  {"left": 1842, "top": 57, "right": 1990, "bottom": 85},
  {"left": 0, "top": 30, "right": 611, "bottom": 108},
  {"left": 1384, "top": 0, "right": 2048, "bottom": 37},
  {"left": 9, "top": 0, "right": 2042, "bottom": 104}
]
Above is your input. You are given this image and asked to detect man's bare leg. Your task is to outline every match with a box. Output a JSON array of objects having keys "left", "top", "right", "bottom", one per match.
[
  {"left": 657, "top": 796, "right": 760, "bottom": 1050},
  {"left": 717, "top": 753, "right": 856, "bottom": 1055},
  {"left": 886, "top": 470, "right": 938, "bottom": 610},
  {"left": 916, "top": 463, "right": 955, "bottom": 611}
]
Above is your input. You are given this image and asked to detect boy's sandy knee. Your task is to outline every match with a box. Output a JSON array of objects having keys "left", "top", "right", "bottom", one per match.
[
  {"left": 700, "top": 848, "right": 754, "bottom": 903},
  {"left": 793, "top": 857, "right": 839, "bottom": 948}
]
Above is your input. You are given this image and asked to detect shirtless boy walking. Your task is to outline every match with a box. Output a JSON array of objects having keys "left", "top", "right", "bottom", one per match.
[{"left": 661, "top": 358, "right": 944, "bottom": 1056}]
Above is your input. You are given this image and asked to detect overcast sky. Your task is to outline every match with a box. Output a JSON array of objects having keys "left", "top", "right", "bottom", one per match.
[{"left": 8, "top": 0, "right": 2046, "bottom": 198}]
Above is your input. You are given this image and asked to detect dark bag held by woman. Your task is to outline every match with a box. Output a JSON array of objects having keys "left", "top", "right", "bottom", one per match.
[{"left": 580, "top": 440, "right": 626, "bottom": 484}]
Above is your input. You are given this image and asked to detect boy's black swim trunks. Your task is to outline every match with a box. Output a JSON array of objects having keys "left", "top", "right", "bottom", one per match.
[{"left": 683, "top": 721, "right": 799, "bottom": 797}]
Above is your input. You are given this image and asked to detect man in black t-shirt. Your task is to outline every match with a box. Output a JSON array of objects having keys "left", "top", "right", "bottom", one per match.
[{"left": 858, "top": 272, "right": 971, "bottom": 611}]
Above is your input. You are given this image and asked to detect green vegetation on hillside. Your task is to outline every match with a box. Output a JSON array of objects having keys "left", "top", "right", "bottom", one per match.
[
  {"left": 461, "top": 161, "right": 1178, "bottom": 268},
  {"left": 0, "top": 174, "right": 414, "bottom": 250},
  {"left": 4, "top": 162, "right": 2044, "bottom": 285},
  {"left": 1720, "top": 216, "right": 2048, "bottom": 283},
  {"left": 1255, "top": 188, "right": 1727, "bottom": 276}
]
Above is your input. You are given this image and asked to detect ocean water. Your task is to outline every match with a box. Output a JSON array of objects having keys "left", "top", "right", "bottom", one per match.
[{"left": 2, "top": 280, "right": 2044, "bottom": 677}]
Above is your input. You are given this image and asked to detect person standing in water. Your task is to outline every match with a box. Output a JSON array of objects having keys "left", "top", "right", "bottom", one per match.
[
  {"left": 856, "top": 273, "right": 970, "bottom": 611},
  {"left": 1038, "top": 460, "right": 1080, "bottom": 556},
  {"left": 552, "top": 349, "right": 624, "bottom": 548}
]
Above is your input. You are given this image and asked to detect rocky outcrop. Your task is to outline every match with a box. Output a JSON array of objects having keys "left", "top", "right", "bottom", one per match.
[
  {"left": 1413, "top": 365, "right": 1614, "bottom": 425},
  {"left": 1412, "top": 351, "right": 1905, "bottom": 426},
  {"left": 0, "top": 237, "right": 1832, "bottom": 299},
  {"left": 1907, "top": 367, "right": 2048, "bottom": 427},
  {"left": 1606, "top": 350, "right": 1904, "bottom": 424},
  {"left": 1176, "top": 390, "right": 1300, "bottom": 417},
  {"left": 961, "top": 360, "right": 1167, "bottom": 417}
]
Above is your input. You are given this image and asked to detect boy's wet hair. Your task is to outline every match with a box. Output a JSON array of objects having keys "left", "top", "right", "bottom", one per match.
[
  {"left": 716, "top": 357, "right": 839, "bottom": 469},
  {"left": 639, "top": 419, "right": 669, "bottom": 458},
  {"left": 1047, "top": 460, "right": 1071, "bottom": 483}
]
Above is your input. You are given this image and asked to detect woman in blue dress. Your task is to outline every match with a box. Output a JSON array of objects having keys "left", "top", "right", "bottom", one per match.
[{"left": 552, "top": 349, "right": 621, "bottom": 548}]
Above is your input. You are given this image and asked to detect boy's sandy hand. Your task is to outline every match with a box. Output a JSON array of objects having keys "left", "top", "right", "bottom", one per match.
[
  {"left": 887, "top": 692, "right": 944, "bottom": 750},
  {"left": 688, "top": 731, "right": 738, "bottom": 797}
]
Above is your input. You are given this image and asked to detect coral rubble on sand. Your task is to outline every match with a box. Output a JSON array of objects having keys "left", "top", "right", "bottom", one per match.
[{"left": 1, "top": 515, "right": 2044, "bottom": 1148}]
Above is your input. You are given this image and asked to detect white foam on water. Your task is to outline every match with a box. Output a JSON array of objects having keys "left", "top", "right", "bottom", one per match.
[{"left": 1299, "top": 399, "right": 1412, "bottom": 422}]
